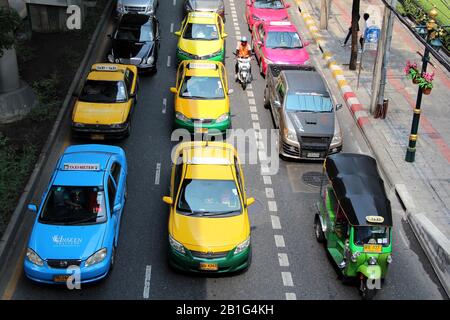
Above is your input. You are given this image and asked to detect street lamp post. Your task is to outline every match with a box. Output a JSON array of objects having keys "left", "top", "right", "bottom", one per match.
[{"left": 405, "top": 8, "right": 440, "bottom": 162}]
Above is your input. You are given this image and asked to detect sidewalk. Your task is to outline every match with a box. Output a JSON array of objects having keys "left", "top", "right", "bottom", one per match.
[{"left": 292, "top": 0, "right": 450, "bottom": 295}]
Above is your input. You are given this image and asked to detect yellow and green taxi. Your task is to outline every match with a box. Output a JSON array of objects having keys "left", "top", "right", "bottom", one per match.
[
  {"left": 162, "top": 141, "right": 255, "bottom": 273},
  {"left": 170, "top": 60, "right": 232, "bottom": 135},
  {"left": 71, "top": 63, "right": 138, "bottom": 140},
  {"left": 174, "top": 12, "right": 227, "bottom": 63}
]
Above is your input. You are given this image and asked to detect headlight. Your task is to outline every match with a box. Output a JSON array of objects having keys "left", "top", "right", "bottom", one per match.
[
  {"left": 72, "top": 122, "right": 85, "bottom": 128},
  {"left": 85, "top": 248, "right": 107, "bottom": 267},
  {"left": 216, "top": 113, "right": 229, "bottom": 123},
  {"left": 107, "top": 54, "right": 114, "bottom": 63},
  {"left": 263, "top": 57, "right": 274, "bottom": 65},
  {"left": 26, "top": 248, "right": 44, "bottom": 266},
  {"left": 252, "top": 14, "right": 261, "bottom": 21},
  {"left": 147, "top": 56, "right": 154, "bottom": 65},
  {"left": 350, "top": 251, "right": 361, "bottom": 263},
  {"left": 177, "top": 48, "right": 195, "bottom": 59},
  {"left": 282, "top": 16, "right": 289, "bottom": 21},
  {"left": 234, "top": 237, "right": 250, "bottom": 255},
  {"left": 117, "top": 2, "right": 124, "bottom": 12},
  {"left": 386, "top": 255, "right": 393, "bottom": 264},
  {"left": 185, "top": 1, "right": 193, "bottom": 11},
  {"left": 203, "top": 49, "right": 222, "bottom": 59},
  {"left": 169, "top": 235, "right": 185, "bottom": 254},
  {"left": 111, "top": 122, "right": 127, "bottom": 129},
  {"left": 303, "top": 59, "right": 311, "bottom": 65},
  {"left": 368, "top": 256, "right": 378, "bottom": 265},
  {"left": 283, "top": 127, "right": 298, "bottom": 143},
  {"left": 175, "top": 112, "right": 190, "bottom": 122},
  {"left": 146, "top": 5, "right": 153, "bottom": 13},
  {"left": 330, "top": 131, "right": 342, "bottom": 148}
]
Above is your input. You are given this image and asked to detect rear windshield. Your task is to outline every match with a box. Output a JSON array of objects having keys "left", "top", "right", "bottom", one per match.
[{"left": 285, "top": 94, "right": 333, "bottom": 112}]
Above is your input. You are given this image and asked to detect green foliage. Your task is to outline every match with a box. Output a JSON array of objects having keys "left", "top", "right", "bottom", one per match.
[
  {"left": 0, "top": 8, "right": 21, "bottom": 58},
  {"left": 30, "top": 72, "right": 61, "bottom": 122}
]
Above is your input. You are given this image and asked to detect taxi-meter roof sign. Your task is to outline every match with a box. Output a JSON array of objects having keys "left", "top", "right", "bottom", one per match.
[{"left": 63, "top": 163, "right": 101, "bottom": 171}]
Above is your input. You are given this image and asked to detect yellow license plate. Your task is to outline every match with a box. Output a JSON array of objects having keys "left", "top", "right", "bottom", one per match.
[
  {"left": 364, "top": 244, "right": 382, "bottom": 253},
  {"left": 195, "top": 127, "right": 208, "bottom": 134},
  {"left": 53, "top": 275, "right": 70, "bottom": 282},
  {"left": 199, "top": 263, "right": 218, "bottom": 271},
  {"left": 91, "top": 134, "right": 105, "bottom": 140}
]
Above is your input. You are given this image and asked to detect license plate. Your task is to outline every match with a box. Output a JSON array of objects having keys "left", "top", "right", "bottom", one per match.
[
  {"left": 91, "top": 134, "right": 105, "bottom": 140},
  {"left": 195, "top": 127, "right": 208, "bottom": 134},
  {"left": 364, "top": 244, "right": 382, "bottom": 253},
  {"left": 53, "top": 275, "right": 70, "bottom": 283},
  {"left": 307, "top": 152, "right": 320, "bottom": 158},
  {"left": 199, "top": 262, "right": 218, "bottom": 271}
]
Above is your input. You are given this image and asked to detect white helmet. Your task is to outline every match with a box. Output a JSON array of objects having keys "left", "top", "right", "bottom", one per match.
[{"left": 241, "top": 36, "right": 247, "bottom": 43}]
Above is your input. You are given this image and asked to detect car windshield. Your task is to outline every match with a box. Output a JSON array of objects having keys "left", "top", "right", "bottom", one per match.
[
  {"left": 266, "top": 31, "right": 302, "bottom": 49},
  {"left": 183, "top": 23, "right": 219, "bottom": 40},
  {"left": 285, "top": 93, "right": 333, "bottom": 112},
  {"left": 79, "top": 80, "right": 127, "bottom": 103},
  {"left": 354, "top": 226, "right": 390, "bottom": 247},
  {"left": 177, "top": 179, "right": 242, "bottom": 216},
  {"left": 254, "top": 0, "right": 284, "bottom": 9},
  {"left": 116, "top": 24, "right": 153, "bottom": 42},
  {"left": 180, "top": 76, "right": 225, "bottom": 99},
  {"left": 39, "top": 186, "right": 107, "bottom": 225}
]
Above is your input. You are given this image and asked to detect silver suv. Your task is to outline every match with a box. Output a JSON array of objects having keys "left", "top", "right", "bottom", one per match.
[
  {"left": 116, "top": 0, "right": 158, "bottom": 17},
  {"left": 184, "top": 0, "right": 225, "bottom": 20}
]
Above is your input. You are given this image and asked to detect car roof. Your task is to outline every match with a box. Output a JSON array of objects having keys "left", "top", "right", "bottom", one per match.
[
  {"left": 283, "top": 70, "right": 330, "bottom": 96},
  {"left": 187, "top": 11, "right": 218, "bottom": 23}
]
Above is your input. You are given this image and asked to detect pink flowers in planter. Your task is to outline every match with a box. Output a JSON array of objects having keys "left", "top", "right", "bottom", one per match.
[
  {"left": 419, "top": 71, "right": 435, "bottom": 94},
  {"left": 404, "top": 60, "right": 419, "bottom": 82}
]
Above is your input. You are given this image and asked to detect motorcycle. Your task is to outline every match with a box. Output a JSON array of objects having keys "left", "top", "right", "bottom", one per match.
[{"left": 234, "top": 53, "right": 252, "bottom": 90}]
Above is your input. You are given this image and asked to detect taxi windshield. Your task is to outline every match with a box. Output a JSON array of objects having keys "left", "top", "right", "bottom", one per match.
[
  {"left": 285, "top": 94, "right": 333, "bottom": 112},
  {"left": 177, "top": 179, "right": 242, "bottom": 217},
  {"left": 116, "top": 24, "right": 153, "bottom": 42},
  {"left": 183, "top": 23, "right": 219, "bottom": 40},
  {"left": 79, "top": 80, "right": 127, "bottom": 103},
  {"left": 354, "top": 226, "right": 390, "bottom": 247},
  {"left": 180, "top": 76, "right": 225, "bottom": 99},
  {"left": 266, "top": 31, "right": 302, "bottom": 49},
  {"left": 39, "top": 186, "right": 107, "bottom": 225},
  {"left": 254, "top": 0, "right": 284, "bottom": 9}
]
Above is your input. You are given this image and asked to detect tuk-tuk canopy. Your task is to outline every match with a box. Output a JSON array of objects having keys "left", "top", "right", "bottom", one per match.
[{"left": 325, "top": 153, "right": 393, "bottom": 227}]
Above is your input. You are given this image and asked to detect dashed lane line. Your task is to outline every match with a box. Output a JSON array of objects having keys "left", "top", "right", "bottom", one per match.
[
  {"left": 274, "top": 235, "right": 285, "bottom": 248},
  {"left": 162, "top": 98, "right": 167, "bottom": 114},
  {"left": 154, "top": 163, "right": 161, "bottom": 185},
  {"left": 281, "top": 272, "right": 294, "bottom": 287},
  {"left": 263, "top": 175, "right": 272, "bottom": 185},
  {"left": 278, "top": 253, "right": 290, "bottom": 267},
  {"left": 271, "top": 215, "right": 281, "bottom": 229},
  {"left": 143, "top": 265, "right": 152, "bottom": 299},
  {"left": 268, "top": 200, "right": 277, "bottom": 212}
]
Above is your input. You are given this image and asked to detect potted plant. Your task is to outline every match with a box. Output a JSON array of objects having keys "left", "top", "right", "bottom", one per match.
[
  {"left": 404, "top": 60, "right": 420, "bottom": 83},
  {"left": 419, "top": 72, "right": 434, "bottom": 95}
]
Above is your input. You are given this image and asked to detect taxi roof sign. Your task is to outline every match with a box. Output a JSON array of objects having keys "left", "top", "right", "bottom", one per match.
[
  {"left": 63, "top": 163, "right": 101, "bottom": 171},
  {"left": 190, "top": 12, "right": 214, "bottom": 18},
  {"left": 189, "top": 157, "right": 231, "bottom": 165},
  {"left": 365, "top": 216, "right": 385, "bottom": 224},
  {"left": 94, "top": 65, "right": 119, "bottom": 72},
  {"left": 188, "top": 62, "right": 217, "bottom": 70},
  {"left": 269, "top": 21, "right": 292, "bottom": 26}
]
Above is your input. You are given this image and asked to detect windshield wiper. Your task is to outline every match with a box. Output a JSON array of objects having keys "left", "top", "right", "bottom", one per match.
[
  {"left": 202, "top": 210, "right": 241, "bottom": 216},
  {"left": 65, "top": 216, "right": 98, "bottom": 225}
]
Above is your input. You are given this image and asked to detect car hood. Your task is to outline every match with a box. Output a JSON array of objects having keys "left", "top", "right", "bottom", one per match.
[
  {"left": 73, "top": 101, "right": 129, "bottom": 124},
  {"left": 264, "top": 47, "right": 309, "bottom": 64},
  {"left": 170, "top": 212, "right": 250, "bottom": 251},
  {"left": 176, "top": 98, "right": 228, "bottom": 119},
  {"left": 28, "top": 223, "right": 107, "bottom": 260},
  {"left": 179, "top": 39, "right": 223, "bottom": 56},
  {"left": 188, "top": 0, "right": 222, "bottom": 11},
  {"left": 251, "top": 7, "right": 288, "bottom": 21},
  {"left": 112, "top": 40, "right": 154, "bottom": 62},
  {"left": 121, "top": 0, "right": 153, "bottom": 6},
  {"left": 286, "top": 111, "right": 335, "bottom": 137}
]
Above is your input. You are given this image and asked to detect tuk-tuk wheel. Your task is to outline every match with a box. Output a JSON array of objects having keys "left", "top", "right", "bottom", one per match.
[
  {"left": 359, "top": 277, "right": 377, "bottom": 300},
  {"left": 314, "top": 214, "right": 325, "bottom": 243}
]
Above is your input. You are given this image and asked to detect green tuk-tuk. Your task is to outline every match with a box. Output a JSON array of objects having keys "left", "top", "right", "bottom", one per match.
[{"left": 314, "top": 153, "right": 393, "bottom": 299}]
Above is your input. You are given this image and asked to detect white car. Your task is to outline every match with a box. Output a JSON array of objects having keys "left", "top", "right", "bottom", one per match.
[{"left": 116, "top": 0, "right": 158, "bottom": 17}]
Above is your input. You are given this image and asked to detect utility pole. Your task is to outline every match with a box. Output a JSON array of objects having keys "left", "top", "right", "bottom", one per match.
[
  {"left": 370, "top": 0, "right": 397, "bottom": 114},
  {"left": 320, "top": 0, "right": 331, "bottom": 30},
  {"left": 349, "top": 0, "right": 360, "bottom": 70}
]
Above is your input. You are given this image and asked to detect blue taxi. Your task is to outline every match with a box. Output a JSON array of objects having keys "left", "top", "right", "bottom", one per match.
[{"left": 24, "top": 144, "right": 127, "bottom": 284}]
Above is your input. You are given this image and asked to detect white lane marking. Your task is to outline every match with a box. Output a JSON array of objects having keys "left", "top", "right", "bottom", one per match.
[
  {"left": 274, "top": 235, "right": 285, "bottom": 247},
  {"left": 278, "top": 253, "right": 290, "bottom": 267},
  {"left": 170, "top": 23, "right": 174, "bottom": 33},
  {"left": 251, "top": 113, "right": 259, "bottom": 121},
  {"left": 154, "top": 163, "right": 161, "bottom": 185},
  {"left": 268, "top": 200, "right": 277, "bottom": 212},
  {"left": 173, "top": 0, "right": 176, "bottom": 5},
  {"left": 247, "top": 84, "right": 253, "bottom": 90},
  {"left": 248, "top": 98, "right": 256, "bottom": 105},
  {"left": 143, "top": 265, "right": 152, "bottom": 299},
  {"left": 162, "top": 98, "right": 167, "bottom": 114},
  {"left": 252, "top": 122, "right": 260, "bottom": 130},
  {"left": 250, "top": 106, "right": 257, "bottom": 113},
  {"left": 235, "top": 33, "right": 241, "bottom": 37},
  {"left": 167, "top": 56, "right": 171, "bottom": 67},
  {"left": 257, "top": 141, "right": 265, "bottom": 150},
  {"left": 271, "top": 215, "right": 281, "bottom": 229},
  {"left": 265, "top": 188, "right": 274, "bottom": 198},
  {"left": 260, "top": 164, "right": 269, "bottom": 175},
  {"left": 247, "top": 90, "right": 254, "bottom": 97},
  {"left": 281, "top": 272, "right": 294, "bottom": 287},
  {"left": 285, "top": 293, "right": 297, "bottom": 300},
  {"left": 234, "top": 22, "right": 239, "bottom": 27},
  {"left": 263, "top": 175, "right": 272, "bottom": 185},
  {"left": 258, "top": 150, "right": 267, "bottom": 162}
]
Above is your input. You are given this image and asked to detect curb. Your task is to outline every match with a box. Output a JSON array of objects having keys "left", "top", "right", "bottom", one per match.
[
  {"left": 0, "top": 0, "right": 114, "bottom": 279},
  {"left": 294, "top": 0, "right": 450, "bottom": 296}
]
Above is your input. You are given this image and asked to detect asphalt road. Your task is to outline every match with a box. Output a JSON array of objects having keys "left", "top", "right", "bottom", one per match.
[{"left": 0, "top": 0, "right": 446, "bottom": 299}]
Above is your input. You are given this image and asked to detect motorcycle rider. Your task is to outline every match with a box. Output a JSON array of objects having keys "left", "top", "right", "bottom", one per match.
[{"left": 235, "top": 36, "right": 252, "bottom": 78}]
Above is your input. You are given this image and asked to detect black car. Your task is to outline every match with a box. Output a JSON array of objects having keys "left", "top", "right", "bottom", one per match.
[{"left": 108, "top": 14, "right": 160, "bottom": 73}]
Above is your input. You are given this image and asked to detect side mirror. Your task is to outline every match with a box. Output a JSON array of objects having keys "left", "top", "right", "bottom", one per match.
[
  {"left": 285, "top": 3, "right": 291, "bottom": 8},
  {"left": 162, "top": 196, "right": 173, "bottom": 205},
  {"left": 336, "top": 103, "right": 343, "bottom": 111},
  {"left": 303, "top": 41, "right": 310, "bottom": 47},
  {"left": 113, "top": 203, "right": 122, "bottom": 212},
  {"left": 129, "top": 92, "right": 136, "bottom": 98},
  {"left": 222, "top": 32, "right": 228, "bottom": 38},
  {"left": 174, "top": 31, "right": 181, "bottom": 36},
  {"left": 228, "top": 89, "right": 234, "bottom": 95},
  {"left": 107, "top": 34, "right": 112, "bottom": 38},
  {"left": 28, "top": 204, "right": 37, "bottom": 213},
  {"left": 170, "top": 87, "right": 177, "bottom": 94},
  {"left": 246, "top": 197, "right": 255, "bottom": 207},
  {"left": 257, "top": 40, "right": 263, "bottom": 46},
  {"left": 274, "top": 100, "right": 281, "bottom": 108}
]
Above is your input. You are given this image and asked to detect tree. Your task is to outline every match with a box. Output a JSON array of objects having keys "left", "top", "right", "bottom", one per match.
[
  {"left": 349, "top": 0, "right": 360, "bottom": 70},
  {"left": 0, "top": 6, "right": 21, "bottom": 58}
]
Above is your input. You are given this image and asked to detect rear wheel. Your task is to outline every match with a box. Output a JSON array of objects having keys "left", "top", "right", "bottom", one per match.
[
  {"left": 263, "top": 87, "right": 270, "bottom": 109},
  {"left": 314, "top": 214, "right": 325, "bottom": 243},
  {"left": 109, "top": 246, "right": 116, "bottom": 272},
  {"left": 259, "top": 61, "right": 265, "bottom": 78},
  {"left": 242, "top": 81, "right": 247, "bottom": 90}
]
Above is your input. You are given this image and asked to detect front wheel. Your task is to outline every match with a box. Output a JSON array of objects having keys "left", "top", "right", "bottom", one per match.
[
  {"left": 242, "top": 81, "right": 247, "bottom": 90},
  {"left": 314, "top": 214, "right": 325, "bottom": 243},
  {"left": 263, "top": 87, "right": 270, "bottom": 109},
  {"left": 360, "top": 277, "right": 377, "bottom": 300}
]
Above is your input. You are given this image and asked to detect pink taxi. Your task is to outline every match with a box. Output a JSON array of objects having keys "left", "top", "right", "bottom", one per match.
[
  {"left": 251, "top": 21, "right": 310, "bottom": 76},
  {"left": 245, "top": 0, "right": 290, "bottom": 30}
]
